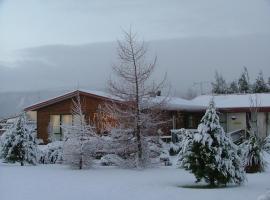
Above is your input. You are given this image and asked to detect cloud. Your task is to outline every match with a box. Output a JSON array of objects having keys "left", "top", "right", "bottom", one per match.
[{"left": 1, "top": 35, "right": 270, "bottom": 95}]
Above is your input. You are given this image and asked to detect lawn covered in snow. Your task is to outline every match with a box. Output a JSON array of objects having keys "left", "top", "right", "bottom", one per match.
[{"left": 1, "top": 157, "right": 270, "bottom": 200}]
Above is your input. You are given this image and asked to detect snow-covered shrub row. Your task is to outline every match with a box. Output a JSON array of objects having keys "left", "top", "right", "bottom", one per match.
[
  {"left": 38, "top": 141, "right": 63, "bottom": 164},
  {"left": 0, "top": 113, "right": 39, "bottom": 166},
  {"left": 178, "top": 100, "right": 246, "bottom": 186},
  {"left": 100, "top": 154, "right": 134, "bottom": 168}
]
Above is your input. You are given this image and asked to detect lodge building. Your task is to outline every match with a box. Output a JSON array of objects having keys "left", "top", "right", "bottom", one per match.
[
  {"left": 24, "top": 90, "right": 270, "bottom": 144},
  {"left": 24, "top": 90, "right": 121, "bottom": 144}
]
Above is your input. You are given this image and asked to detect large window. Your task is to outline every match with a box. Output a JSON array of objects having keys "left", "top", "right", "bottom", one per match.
[{"left": 49, "top": 114, "right": 72, "bottom": 141}]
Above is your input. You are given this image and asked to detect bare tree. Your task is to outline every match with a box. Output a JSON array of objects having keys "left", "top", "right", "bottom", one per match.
[
  {"left": 248, "top": 94, "right": 261, "bottom": 136},
  {"left": 107, "top": 29, "right": 167, "bottom": 167},
  {"left": 62, "top": 92, "right": 98, "bottom": 169}
]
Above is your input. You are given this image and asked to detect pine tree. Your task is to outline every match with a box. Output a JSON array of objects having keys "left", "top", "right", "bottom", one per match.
[
  {"left": 0, "top": 113, "right": 38, "bottom": 166},
  {"left": 179, "top": 100, "right": 246, "bottom": 186},
  {"left": 228, "top": 80, "right": 239, "bottom": 94},
  {"left": 252, "top": 71, "right": 270, "bottom": 93},
  {"left": 238, "top": 67, "right": 251, "bottom": 93},
  {"left": 211, "top": 71, "right": 228, "bottom": 94}
]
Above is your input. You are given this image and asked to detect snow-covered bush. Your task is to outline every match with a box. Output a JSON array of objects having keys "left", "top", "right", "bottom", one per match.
[
  {"left": 100, "top": 154, "right": 134, "bottom": 168},
  {"left": 38, "top": 141, "right": 63, "bottom": 164},
  {"left": 173, "top": 129, "right": 194, "bottom": 166},
  {"left": 263, "top": 135, "right": 270, "bottom": 154},
  {"left": 0, "top": 113, "right": 38, "bottom": 166},
  {"left": 160, "top": 150, "right": 172, "bottom": 166},
  {"left": 240, "top": 134, "right": 267, "bottom": 173},
  {"left": 169, "top": 142, "right": 180, "bottom": 156},
  {"left": 62, "top": 93, "right": 99, "bottom": 169},
  {"left": 104, "top": 128, "right": 162, "bottom": 168},
  {"left": 179, "top": 100, "right": 246, "bottom": 186}
]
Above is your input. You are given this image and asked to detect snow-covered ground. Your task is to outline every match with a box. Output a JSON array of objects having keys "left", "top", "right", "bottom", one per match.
[{"left": 1, "top": 157, "right": 270, "bottom": 200}]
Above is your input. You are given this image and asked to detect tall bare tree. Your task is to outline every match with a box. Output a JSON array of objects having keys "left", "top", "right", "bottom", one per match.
[{"left": 108, "top": 29, "right": 167, "bottom": 167}]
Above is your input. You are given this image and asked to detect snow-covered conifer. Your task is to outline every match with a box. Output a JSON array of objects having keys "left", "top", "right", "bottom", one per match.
[
  {"left": 252, "top": 71, "right": 270, "bottom": 93},
  {"left": 211, "top": 71, "right": 228, "bottom": 94},
  {"left": 238, "top": 67, "right": 251, "bottom": 93},
  {"left": 179, "top": 100, "right": 246, "bottom": 186},
  {"left": 228, "top": 80, "right": 239, "bottom": 94},
  {"left": 0, "top": 113, "right": 38, "bottom": 166}
]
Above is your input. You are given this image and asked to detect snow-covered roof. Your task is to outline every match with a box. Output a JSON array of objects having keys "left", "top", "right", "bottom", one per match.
[
  {"left": 78, "top": 89, "right": 122, "bottom": 101},
  {"left": 24, "top": 89, "right": 121, "bottom": 111},
  {"left": 191, "top": 93, "right": 270, "bottom": 109},
  {"left": 150, "top": 96, "right": 206, "bottom": 111}
]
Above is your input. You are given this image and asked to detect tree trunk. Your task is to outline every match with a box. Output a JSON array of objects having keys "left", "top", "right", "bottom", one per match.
[
  {"left": 209, "top": 177, "right": 215, "bottom": 187},
  {"left": 79, "top": 156, "right": 83, "bottom": 169}
]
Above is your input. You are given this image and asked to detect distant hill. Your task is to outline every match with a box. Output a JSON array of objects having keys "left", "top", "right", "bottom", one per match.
[{"left": 0, "top": 90, "right": 68, "bottom": 118}]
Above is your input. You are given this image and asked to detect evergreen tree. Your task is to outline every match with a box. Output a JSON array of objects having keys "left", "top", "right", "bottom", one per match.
[
  {"left": 179, "top": 100, "right": 246, "bottom": 186},
  {"left": 238, "top": 67, "right": 251, "bottom": 93},
  {"left": 228, "top": 80, "right": 239, "bottom": 94},
  {"left": 252, "top": 71, "right": 270, "bottom": 93},
  {"left": 211, "top": 71, "right": 228, "bottom": 94},
  {"left": 0, "top": 113, "right": 38, "bottom": 166}
]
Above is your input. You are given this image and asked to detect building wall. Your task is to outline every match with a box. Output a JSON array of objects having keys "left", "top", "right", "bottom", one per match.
[
  {"left": 36, "top": 95, "right": 114, "bottom": 144},
  {"left": 226, "top": 113, "right": 246, "bottom": 133}
]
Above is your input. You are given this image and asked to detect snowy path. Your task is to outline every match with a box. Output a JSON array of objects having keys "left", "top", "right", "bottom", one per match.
[{"left": 1, "top": 162, "right": 270, "bottom": 200}]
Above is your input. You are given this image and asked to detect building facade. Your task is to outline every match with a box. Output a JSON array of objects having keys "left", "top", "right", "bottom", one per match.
[{"left": 24, "top": 90, "right": 120, "bottom": 144}]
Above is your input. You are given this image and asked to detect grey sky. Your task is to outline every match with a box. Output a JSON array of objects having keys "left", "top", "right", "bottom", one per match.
[
  {"left": 0, "top": 0, "right": 270, "bottom": 95},
  {"left": 1, "top": 0, "right": 270, "bottom": 52}
]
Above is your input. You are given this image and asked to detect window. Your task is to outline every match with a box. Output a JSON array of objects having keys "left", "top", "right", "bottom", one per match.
[
  {"left": 62, "top": 115, "right": 72, "bottom": 126},
  {"left": 50, "top": 115, "right": 61, "bottom": 134},
  {"left": 49, "top": 114, "right": 72, "bottom": 141},
  {"left": 187, "top": 115, "right": 194, "bottom": 129}
]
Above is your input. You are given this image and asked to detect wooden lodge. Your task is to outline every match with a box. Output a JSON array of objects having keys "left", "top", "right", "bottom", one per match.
[
  {"left": 24, "top": 90, "right": 270, "bottom": 144},
  {"left": 24, "top": 90, "right": 121, "bottom": 144}
]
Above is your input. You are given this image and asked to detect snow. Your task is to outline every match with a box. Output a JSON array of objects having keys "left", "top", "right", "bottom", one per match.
[
  {"left": 24, "top": 89, "right": 122, "bottom": 111},
  {"left": 150, "top": 96, "right": 206, "bottom": 111},
  {"left": 79, "top": 89, "right": 122, "bottom": 101},
  {"left": 1, "top": 155, "right": 270, "bottom": 200},
  {"left": 191, "top": 93, "right": 270, "bottom": 109}
]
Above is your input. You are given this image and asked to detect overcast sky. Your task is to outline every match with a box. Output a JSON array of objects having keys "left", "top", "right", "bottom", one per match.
[{"left": 0, "top": 0, "right": 270, "bottom": 95}]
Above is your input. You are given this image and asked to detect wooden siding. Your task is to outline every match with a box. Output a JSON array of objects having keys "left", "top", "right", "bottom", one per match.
[{"left": 36, "top": 94, "right": 114, "bottom": 144}]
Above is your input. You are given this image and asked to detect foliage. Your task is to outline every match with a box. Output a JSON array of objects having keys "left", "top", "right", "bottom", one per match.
[
  {"left": 0, "top": 113, "right": 38, "bottom": 166},
  {"left": 240, "top": 133, "right": 268, "bottom": 173},
  {"left": 252, "top": 71, "right": 270, "bottom": 93},
  {"left": 211, "top": 71, "right": 228, "bottom": 94},
  {"left": 228, "top": 80, "right": 239, "bottom": 94},
  {"left": 179, "top": 100, "right": 246, "bottom": 186},
  {"left": 38, "top": 141, "right": 63, "bottom": 164},
  {"left": 62, "top": 93, "right": 99, "bottom": 169},
  {"left": 238, "top": 67, "right": 251, "bottom": 93}
]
